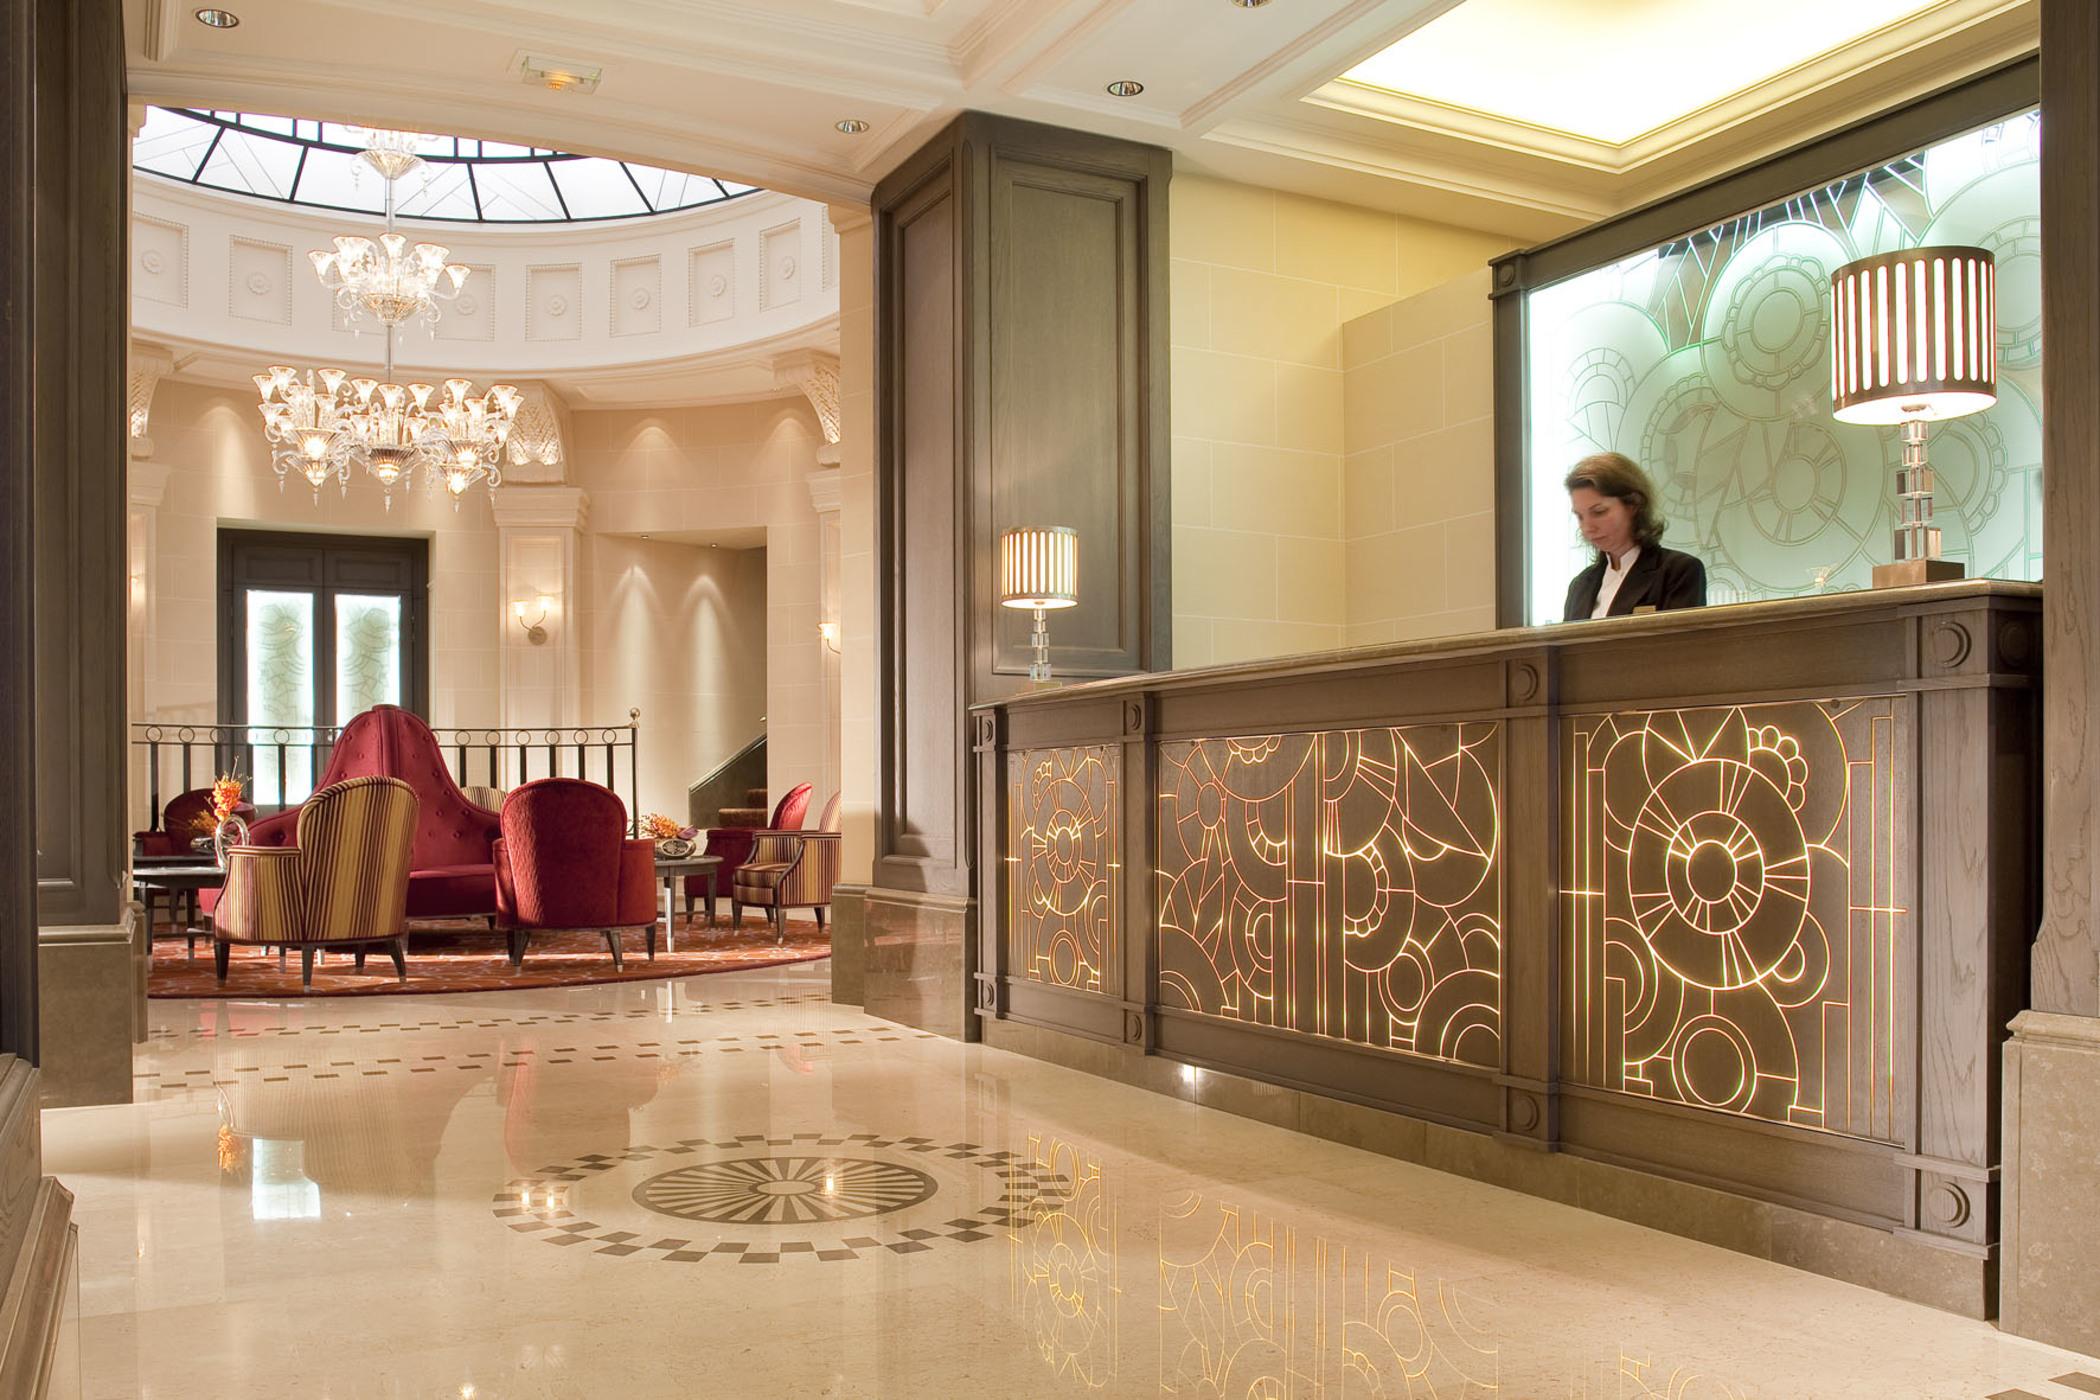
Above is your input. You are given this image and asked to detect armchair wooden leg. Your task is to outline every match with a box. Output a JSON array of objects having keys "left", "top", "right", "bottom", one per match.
[
  {"left": 508, "top": 931, "right": 526, "bottom": 970},
  {"left": 279, "top": 946, "right": 287, "bottom": 970},
  {"left": 389, "top": 937, "right": 407, "bottom": 982},
  {"left": 213, "top": 939, "right": 229, "bottom": 983},
  {"left": 773, "top": 905, "right": 785, "bottom": 945},
  {"left": 604, "top": 929, "right": 625, "bottom": 971},
  {"left": 300, "top": 947, "right": 316, "bottom": 989},
  {"left": 815, "top": 906, "right": 826, "bottom": 930},
  {"left": 354, "top": 948, "right": 367, "bottom": 972},
  {"left": 647, "top": 921, "right": 657, "bottom": 961},
  {"left": 730, "top": 900, "right": 742, "bottom": 929}
]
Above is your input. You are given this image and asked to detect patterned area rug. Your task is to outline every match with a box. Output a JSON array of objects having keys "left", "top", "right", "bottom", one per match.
[{"left": 148, "top": 913, "right": 829, "bottom": 999}]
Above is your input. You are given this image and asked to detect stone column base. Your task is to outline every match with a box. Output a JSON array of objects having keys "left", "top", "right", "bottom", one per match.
[
  {"left": 862, "top": 888, "right": 971, "bottom": 1039},
  {"left": 36, "top": 908, "right": 140, "bottom": 1109},
  {"left": 2002, "top": 1009, "right": 2100, "bottom": 1351},
  {"left": 828, "top": 884, "right": 867, "bottom": 1007}
]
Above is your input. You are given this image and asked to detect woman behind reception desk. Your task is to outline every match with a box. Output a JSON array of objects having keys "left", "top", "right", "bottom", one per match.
[{"left": 1562, "top": 452, "right": 1707, "bottom": 621}]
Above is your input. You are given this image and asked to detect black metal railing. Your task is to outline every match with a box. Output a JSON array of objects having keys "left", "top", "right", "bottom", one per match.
[{"left": 130, "top": 709, "right": 643, "bottom": 835}]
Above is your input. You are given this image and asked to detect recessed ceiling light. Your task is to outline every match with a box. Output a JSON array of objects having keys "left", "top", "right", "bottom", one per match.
[
  {"left": 835, "top": 118, "right": 870, "bottom": 135},
  {"left": 1229, "top": 0, "right": 1273, "bottom": 6},
  {"left": 194, "top": 7, "right": 240, "bottom": 26},
  {"left": 1105, "top": 80, "right": 1145, "bottom": 97}
]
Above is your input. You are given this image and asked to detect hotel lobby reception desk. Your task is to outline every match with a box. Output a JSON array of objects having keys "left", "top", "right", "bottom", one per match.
[{"left": 971, "top": 581, "right": 2039, "bottom": 1316}]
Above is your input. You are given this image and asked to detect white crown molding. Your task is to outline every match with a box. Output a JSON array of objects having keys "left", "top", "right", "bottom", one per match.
[{"left": 490, "top": 484, "right": 589, "bottom": 532}]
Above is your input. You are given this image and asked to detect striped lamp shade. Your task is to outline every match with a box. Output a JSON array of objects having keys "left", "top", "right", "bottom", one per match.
[
  {"left": 1830, "top": 246, "right": 1998, "bottom": 425},
  {"left": 998, "top": 526, "right": 1079, "bottom": 610}
]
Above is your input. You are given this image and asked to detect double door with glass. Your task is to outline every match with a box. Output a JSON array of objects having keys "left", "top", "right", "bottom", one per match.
[{"left": 217, "top": 530, "right": 429, "bottom": 805}]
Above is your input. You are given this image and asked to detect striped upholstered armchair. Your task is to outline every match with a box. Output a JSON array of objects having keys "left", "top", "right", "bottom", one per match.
[
  {"left": 212, "top": 775, "right": 420, "bottom": 988},
  {"left": 730, "top": 792, "right": 841, "bottom": 942}
]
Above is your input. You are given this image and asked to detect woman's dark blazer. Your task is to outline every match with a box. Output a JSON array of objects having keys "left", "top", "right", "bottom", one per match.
[{"left": 1563, "top": 544, "right": 1707, "bottom": 621}]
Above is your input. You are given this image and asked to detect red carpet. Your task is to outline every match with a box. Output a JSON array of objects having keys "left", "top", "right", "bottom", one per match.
[{"left": 148, "top": 913, "right": 829, "bottom": 999}]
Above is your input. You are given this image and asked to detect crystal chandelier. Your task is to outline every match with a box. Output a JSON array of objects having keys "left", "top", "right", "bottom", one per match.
[
  {"left": 255, "top": 365, "right": 355, "bottom": 499},
  {"left": 308, "top": 128, "right": 470, "bottom": 334},
  {"left": 423, "top": 379, "right": 519, "bottom": 505},
  {"left": 254, "top": 330, "right": 520, "bottom": 511}
]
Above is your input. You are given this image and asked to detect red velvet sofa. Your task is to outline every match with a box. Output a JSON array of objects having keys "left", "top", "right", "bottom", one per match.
[{"left": 227, "top": 706, "right": 502, "bottom": 921}]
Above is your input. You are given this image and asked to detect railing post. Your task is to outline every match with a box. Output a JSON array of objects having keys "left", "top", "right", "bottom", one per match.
[{"left": 629, "top": 708, "right": 641, "bottom": 836}]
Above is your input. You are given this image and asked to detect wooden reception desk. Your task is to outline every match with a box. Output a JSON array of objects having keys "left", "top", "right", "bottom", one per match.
[{"left": 970, "top": 580, "right": 2040, "bottom": 1315}]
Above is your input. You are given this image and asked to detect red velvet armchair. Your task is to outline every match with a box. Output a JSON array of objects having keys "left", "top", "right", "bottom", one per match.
[
  {"left": 686, "top": 782, "right": 811, "bottom": 911},
  {"left": 230, "top": 706, "right": 502, "bottom": 921},
  {"left": 134, "top": 788, "right": 257, "bottom": 861},
  {"left": 493, "top": 779, "right": 658, "bottom": 969}
]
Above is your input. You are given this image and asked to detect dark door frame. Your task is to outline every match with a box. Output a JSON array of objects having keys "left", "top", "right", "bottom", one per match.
[{"left": 215, "top": 528, "right": 432, "bottom": 727}]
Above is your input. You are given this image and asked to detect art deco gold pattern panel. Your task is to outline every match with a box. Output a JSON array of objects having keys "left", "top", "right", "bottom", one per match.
[
  {"left": 1156, "top": 726, "right": 1503, "bottom": 1067},
  {"left": 1007, "top": 746, "right": 1120, "bottom": 993},
  {"left": 1565, "top": 699, "right": 1906, "bottom": 1142}
]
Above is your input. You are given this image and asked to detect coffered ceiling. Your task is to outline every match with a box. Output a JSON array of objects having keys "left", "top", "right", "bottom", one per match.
[{"left": 125, "top": 0, "right": 2038, "bottom": 243}]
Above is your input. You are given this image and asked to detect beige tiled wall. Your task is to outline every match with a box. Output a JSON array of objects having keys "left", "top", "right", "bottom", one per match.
[
  {"left": 1170, "top": 175, "right": 1513, "bottom": 666},
  {"left": 567, "top": 397, "right": 832, "bottom": 809},
  {"left": 1340, "top": 268, "right": 1499, "bottom": 646}
]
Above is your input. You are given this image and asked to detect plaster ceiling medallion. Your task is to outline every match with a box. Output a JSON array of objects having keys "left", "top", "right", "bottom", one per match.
[{"left": 1339, "top": 0, "right": 1953, "bottom": 147}]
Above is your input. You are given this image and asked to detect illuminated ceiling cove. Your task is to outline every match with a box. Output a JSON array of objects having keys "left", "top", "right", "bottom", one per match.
[
  {"left": 1342, "top": 0, "right": 1951, "bottom": 146},
  {"left": 134, "top": 108, "right": 759, "bottom": 224}
]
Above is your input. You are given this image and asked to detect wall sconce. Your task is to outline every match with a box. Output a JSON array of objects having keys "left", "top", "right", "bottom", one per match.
[
  {"left": 1830, "top": 245, "right": 1997, "bottom": 588},
  {"left": 512, "top": 594, "right": 555, "bottom": 645},
  {"left": 817, "top": 620, "right": 841, "bottom": 654},
  {"left": 998, "top": 525, "right": 1078, "bottom": 685}
]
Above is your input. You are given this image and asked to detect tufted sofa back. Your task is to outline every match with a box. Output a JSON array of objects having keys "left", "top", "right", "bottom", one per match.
[{"left": 241, "top": 706, "right": 500, "bottom": 868}]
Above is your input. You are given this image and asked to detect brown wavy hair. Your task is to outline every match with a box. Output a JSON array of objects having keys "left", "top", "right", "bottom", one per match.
[{"left": 1564, "top": 452, "right": 1665, "bottom": 549}]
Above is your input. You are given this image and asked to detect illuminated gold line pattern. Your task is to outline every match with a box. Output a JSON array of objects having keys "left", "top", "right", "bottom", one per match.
[
  {"left": 1564, "top": 698, "right": 1905, "bottom": 1142},
  {"left": 1156, "top": 725, "right": 1503, "bottom": 1067},
  {"left": 1007, "top": 746, "right": 1121, "bottom": 993},
  {"left": 1010, "top": 1135, "right": 1118, "bottom": 1390},
  {"left": 1158, "top": 1191, "right": 1499, "bottom": 1397}
]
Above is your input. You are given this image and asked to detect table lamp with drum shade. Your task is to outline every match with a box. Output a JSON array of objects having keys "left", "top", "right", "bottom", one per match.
[
  {"left": 1830, "top": 245, "right": 1998, "bottom": 588},
  {"left": 998, "top": 525, "right": 1078, "bottom": 685}
]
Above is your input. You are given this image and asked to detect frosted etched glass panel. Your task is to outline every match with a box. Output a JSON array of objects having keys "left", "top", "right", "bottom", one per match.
[
  {"left": 335, "top": 594, "right": 402, "bottom": 720},
  {"left": 1522, "top": 112, "right": 2042, "bottom": 624},
  {"left": 245, "top": 589, "right": 315, "bottom": 805}
]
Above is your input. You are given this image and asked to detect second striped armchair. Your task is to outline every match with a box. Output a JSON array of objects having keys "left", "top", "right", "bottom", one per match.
[
  {"left": 730, "top": 792, "right": 841, "bottom": 942},
  {"left": 211, "top": 775, "right": 420, "bottom": 988}
]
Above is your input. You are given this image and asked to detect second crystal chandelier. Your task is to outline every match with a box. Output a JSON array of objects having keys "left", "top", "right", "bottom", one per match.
[{"left": 254, "top": 126, "right": 518, "bottom": 509}]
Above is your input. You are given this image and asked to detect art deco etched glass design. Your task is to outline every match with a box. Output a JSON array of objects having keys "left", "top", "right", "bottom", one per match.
[
  {"left": 1156, "top": 725, "right": 1502, "bottom": 1066},
  {"left": 1565, "top": 699, "right": 1905, "bottom": 1141},
  {"left": 1522, "top": 113, "right": 2040, "bottom": 621},
  {"left": 1006, "top": 746, "right": 1119, "bottom": 993}
]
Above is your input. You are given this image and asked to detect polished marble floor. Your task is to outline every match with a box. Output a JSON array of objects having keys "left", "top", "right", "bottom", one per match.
[{"left": 43, "top": 961, "right": 2100, "bottom": 1399}]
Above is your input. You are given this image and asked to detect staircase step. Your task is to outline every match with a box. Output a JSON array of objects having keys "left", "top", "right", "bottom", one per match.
[
  {"left": 744, "top": 787, "right": 769, "bottom": 807},
  {"left": 717, "top": 807, "right": 768, "bottom": 828}
]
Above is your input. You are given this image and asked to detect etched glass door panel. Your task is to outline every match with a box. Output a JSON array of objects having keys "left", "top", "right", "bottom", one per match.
[
  {"left": 335, "top": 594, "right": 403, "bottom": 718},
  {"left": 244, "top": 588, "right": 316, "bottom": 805}
]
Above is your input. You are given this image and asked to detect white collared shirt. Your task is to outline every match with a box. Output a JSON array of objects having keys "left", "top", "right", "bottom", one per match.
[{"left": 1591, "top": 545, "right": 1641, "bottom": 619}]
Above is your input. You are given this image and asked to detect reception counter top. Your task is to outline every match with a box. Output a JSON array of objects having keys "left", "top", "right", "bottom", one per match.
[{"left": 969, "top": 580, "right": 2040, "bottom": 1315}]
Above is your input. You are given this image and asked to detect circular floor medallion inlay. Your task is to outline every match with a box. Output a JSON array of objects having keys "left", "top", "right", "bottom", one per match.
[{"left": 633, "top": 1156, "right": 937, "bottom": 1224}]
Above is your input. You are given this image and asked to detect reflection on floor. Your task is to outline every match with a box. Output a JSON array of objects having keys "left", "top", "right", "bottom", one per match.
[{"left": 44, "top": 962, "right": 2100, "bottom": 1399}]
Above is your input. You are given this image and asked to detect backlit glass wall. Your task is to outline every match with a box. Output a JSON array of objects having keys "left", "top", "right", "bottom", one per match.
[{"left": 1522, "top": 113, "right": 2041, "bottom": 624}]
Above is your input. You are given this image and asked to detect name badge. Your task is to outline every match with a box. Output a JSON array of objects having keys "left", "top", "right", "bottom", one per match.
[{"left": 1632, "top": 605, "right": 1658, "bottom": 615}]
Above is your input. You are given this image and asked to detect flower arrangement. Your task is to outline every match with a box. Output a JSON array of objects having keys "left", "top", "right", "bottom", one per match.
[
  {"left": 642, "top": 812, "right": 696, "bottom": 859},
  {"left": 190, "top": 772, "right": 246, "bottom": 835}
]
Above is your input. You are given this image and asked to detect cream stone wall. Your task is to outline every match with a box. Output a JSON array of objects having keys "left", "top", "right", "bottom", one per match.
[
  {"left": 131, "top": 381, "right": 831, "bottom": 826},
  {"left": 566, "top": 396, "right": 832, "bottom": 809},
  {"left": 582, "top": 537, "right": 766, "bottom": 823},
  {"left": 137, "top": 378, "right": 503, "bottom": 732},
  {"left": 1340, "top": 268, "right": 1499, "bottom": 644},
  {"left": 1169, "top": 174, "right": 1514, "bottom": 666}
]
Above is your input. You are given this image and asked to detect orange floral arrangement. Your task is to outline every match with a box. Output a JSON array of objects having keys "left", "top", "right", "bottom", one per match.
[
  {"left": 641, "top": 812, "right": 684, "bottom": 841},
  {"left": 192, "top": 773, "right": 245, "bottom": 834}
]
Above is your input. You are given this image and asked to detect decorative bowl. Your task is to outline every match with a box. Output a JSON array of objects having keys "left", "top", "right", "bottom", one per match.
[{"left": 654, "top": 837, "right": 695, "bottom": 860}]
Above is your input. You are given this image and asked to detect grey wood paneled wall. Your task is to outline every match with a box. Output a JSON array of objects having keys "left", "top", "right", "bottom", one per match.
[{"left": 867, "top": 112, "right": 1171, "bottom": 1033}]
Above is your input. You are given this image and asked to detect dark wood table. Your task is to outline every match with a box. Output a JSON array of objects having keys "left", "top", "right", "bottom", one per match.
[
  {"left": 652, "top": 854, "right": 721, "bottom": 955},
  {"left": 133, "top": 863, "right": 226, "bottom": 960}
]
